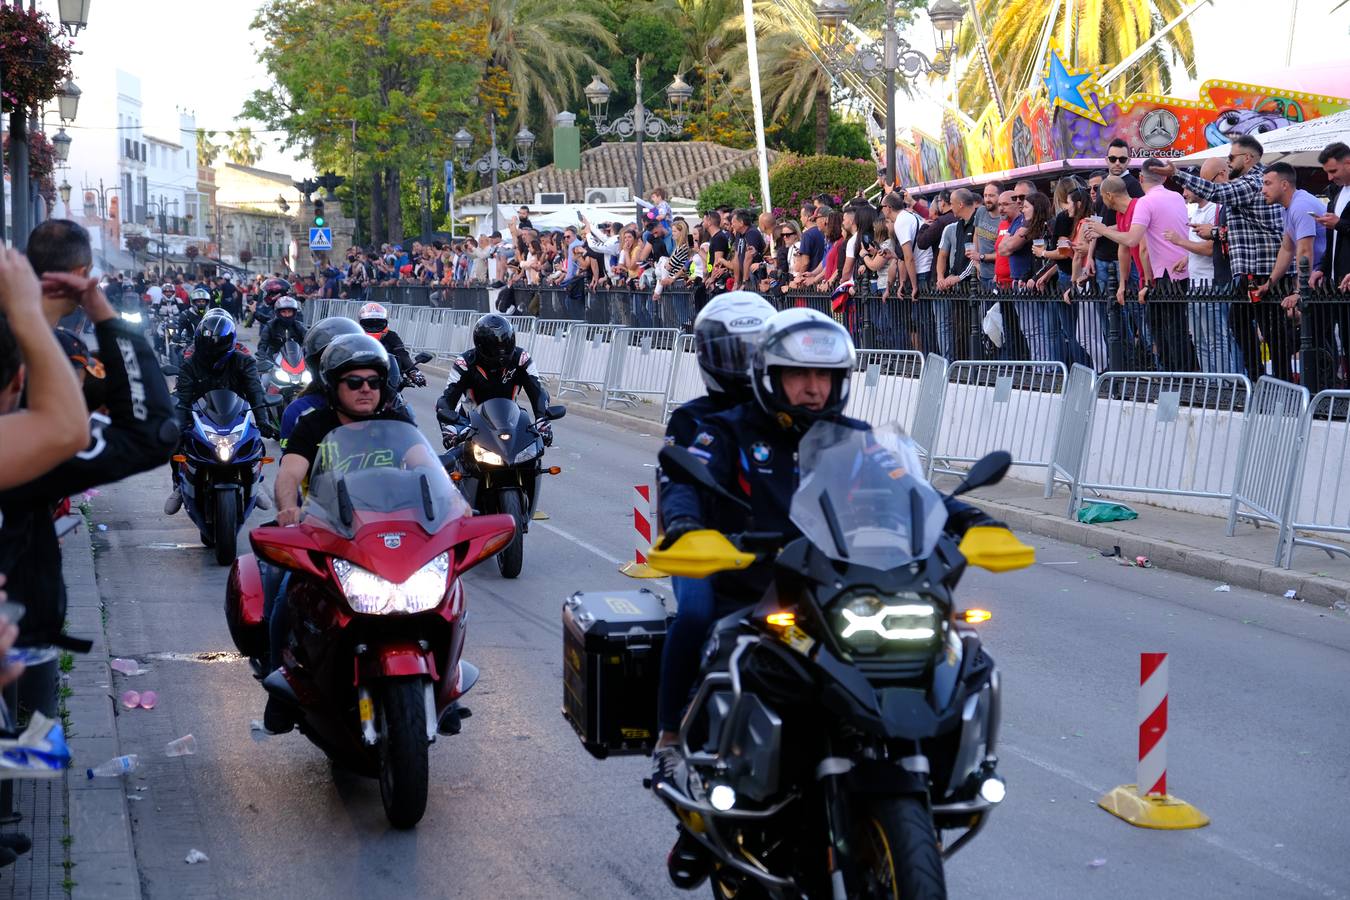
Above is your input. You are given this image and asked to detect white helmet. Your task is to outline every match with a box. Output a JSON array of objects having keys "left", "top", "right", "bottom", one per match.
[
  {"left": 275, "top": 296, "right": 300, "bottom": 313},
  {"left": 751, "top": 308, "right": 855, "bottom": 428},
  {"left": 692, "top": 291, "right": 776, "bottom": 398}
]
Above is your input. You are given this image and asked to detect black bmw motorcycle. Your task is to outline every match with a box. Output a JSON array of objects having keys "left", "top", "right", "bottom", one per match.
[
  {"left": 436, "top": 396, "right": 565, "bottom": 578},
  {"left": 647, "top": 423, "right": 1034, "bottom": 899}
]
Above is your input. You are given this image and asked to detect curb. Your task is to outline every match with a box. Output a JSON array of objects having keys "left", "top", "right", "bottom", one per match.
[
  {"left": 976, "top": 497, "right": 1350, "bottom": 610},
  {"left": 61, "top": 523, "right": 142, "bottom": 900}
]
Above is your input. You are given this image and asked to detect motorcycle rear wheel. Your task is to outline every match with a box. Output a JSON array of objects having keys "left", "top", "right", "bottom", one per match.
[
  {"left": 214, "top": 491, "right": 238, "bottom": 567},
  {"left": 495, "top": 490, "right": 525, "bottom": 579},
  {"left": 854, "top": 796, "right": 946, "bottom": 900},
  {"left": 378, "top": 678, "right": 429, "bottom": 829}
]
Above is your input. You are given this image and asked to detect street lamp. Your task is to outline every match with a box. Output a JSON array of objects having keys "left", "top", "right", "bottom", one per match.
[
  {"left": 453, "top": 112, "right": 533, "bottom": 233},
  {"left": 51, "top": 128, "right": 72, "bottom": 164},
  {"left": 58, "top": 180, "right": 72, "bottom": 207},
  {"left": 813, "top": 0, "right": 965, "bottom": 186},
  {"left": 57, "top": 0, "right": 92, "bottom": 36},
  {"left": 584, "top": 62, "right": 690, "bottom": 221},
  {"left": 58, "top": 80, "right": 81, "bottom": 123}
]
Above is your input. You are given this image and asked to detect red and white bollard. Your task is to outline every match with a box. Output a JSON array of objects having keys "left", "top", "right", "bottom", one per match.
[
  {"left": 1137, "top": 652, "right": 1169, "bottom": 796},
  {"left": 1098, "top": 652, "right": 1209, "bottom": 829},
  {"left": 621, "top": 484, "right": 662, "bottom": 578}
]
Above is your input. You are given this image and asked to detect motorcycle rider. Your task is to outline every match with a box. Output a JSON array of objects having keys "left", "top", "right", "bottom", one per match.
[
  {"left": 278, "top": 316, "right": 365, "bottom": 449},
  {"left": 264, "top": 333, "right": 420, "bottom": 732},
  {"left": 656, "top": 308, "right": 1000, "bottom": 781},
  {"left": 438, "top": 314, "right": 550, "bottom": 445},
  {"left": 176, "top": 288, "right": 210, "bottom": 337},
  {"left": 163, "top": 309, "right": 275, "bottom": 515},
  {"left": 655, "top": 292, "right": 775, "bottom": 754},
  {"left": 358, "top": 301, "right": 426, "bottom": 386},
  {"left": 252, "top": 277, "right": 292, "bottom": 328},
  {"left": 257, "top": 296, "right": 308, "bottom": 357}
]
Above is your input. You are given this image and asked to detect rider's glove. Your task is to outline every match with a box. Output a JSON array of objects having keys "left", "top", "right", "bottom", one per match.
[
  {"left": 409, "top": 369, "right": 427, "bottom": 387},
  {"left": 658, "top": 516, "right": 702, "bottom": 550},
  {"left": 537, "top": 420, "right": 553, "bottom": 447}
]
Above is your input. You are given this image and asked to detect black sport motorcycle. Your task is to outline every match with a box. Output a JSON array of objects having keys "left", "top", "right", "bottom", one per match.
[
  {"left": 436, "top": 396, "right": 565, "bottom": 579},
  {"left": 646, "top": 423, "right": 1034, "bottom": 899}
]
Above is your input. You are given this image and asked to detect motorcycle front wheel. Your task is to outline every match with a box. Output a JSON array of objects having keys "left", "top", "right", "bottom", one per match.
[
  {"left": 853, "top": 796, "right": 946, "bottom": 900},
  {"left": 495, "top": 490, "right": 525, "bottom": 579},
  {"left": 378, "top": 678, "right": 429, "bottom": 829},
  {"left": 214, "top": 490, "right": 238, "bottom": 567}
]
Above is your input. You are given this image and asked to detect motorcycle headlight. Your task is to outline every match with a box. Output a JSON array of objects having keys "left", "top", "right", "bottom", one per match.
[
  {"left": 121, "top": 311, "right": 143, "bottom": 324},
  {"left": 301, "top": 370, "right": 313, "bottom": 384},
  {"left": 273, "top": 369, "right": 292, "bottom": 384},
  {"left": 333, "top": 552, "right": 449, "bottom": 615},
  {"left": 207, "top": 432, "right": 241, "bottom": 462},
  {"left": 512, "top": 445, "right": 541, "bottom": 464},
  {"left": 834, "top": 592, "right": 939, "bottom": 654},
  {"left": 472, "top": 443, "right": 505, "bottom": 467}
]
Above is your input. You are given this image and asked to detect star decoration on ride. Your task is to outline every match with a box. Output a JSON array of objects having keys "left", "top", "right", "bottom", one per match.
[{"left": 1041, "top": 42, "right": 1109, "bottom": 127}]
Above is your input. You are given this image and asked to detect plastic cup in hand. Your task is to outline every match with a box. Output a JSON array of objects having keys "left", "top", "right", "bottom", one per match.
[{"left": 164, "top": 734, "right": 196, "bottom": 757}]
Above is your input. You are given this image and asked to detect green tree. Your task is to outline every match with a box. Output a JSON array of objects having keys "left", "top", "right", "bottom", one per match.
[
  {"left": 955, "top": 0, "right": 1195, "bottom": 115},
  {"left": 225, "top": 128, "right": 262, "bottom": 167},
  {"left": 196, "top": 129, "right": 223, "bottom": 168},
  {"left": 245, "top": 0, "right": 486, "bottom": 244}
]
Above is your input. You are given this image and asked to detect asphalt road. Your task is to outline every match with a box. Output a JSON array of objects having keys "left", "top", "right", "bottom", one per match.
[{"left": 85, "top": 345, "right": 1350, "bottom": 899}]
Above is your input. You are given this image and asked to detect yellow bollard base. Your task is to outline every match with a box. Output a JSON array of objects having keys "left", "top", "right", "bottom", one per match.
[
  {"left": 1098, "top": 785, "right": 1210, "bottom": 830},
  {"left": 532, "top": 511, "right": 550, "bottom": 521},
  {"left": 619, "top": 561, "right": 665, "bottom": 579}
]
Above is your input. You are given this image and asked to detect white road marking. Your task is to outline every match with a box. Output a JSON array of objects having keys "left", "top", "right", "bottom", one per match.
[
  {"left": 536, "top": 521, "right": 625, "bottom": 566},
  {"left": 1002, "top": 743, "right": 1345, "bottom": 898}
]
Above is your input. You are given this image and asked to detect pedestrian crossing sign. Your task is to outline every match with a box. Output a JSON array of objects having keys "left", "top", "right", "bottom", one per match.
[{"left": 308, "top": 227, "right": 333, "bottom": 250}]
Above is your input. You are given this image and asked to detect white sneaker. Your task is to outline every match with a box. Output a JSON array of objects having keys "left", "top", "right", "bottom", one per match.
[
  {"left": 163, "top": 490, "right": 182, "bottom": 515},
  {"left": 254, "top": 491, "right": 273, "bottom": 511}
]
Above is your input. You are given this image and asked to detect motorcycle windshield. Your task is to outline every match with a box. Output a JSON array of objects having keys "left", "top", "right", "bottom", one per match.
[
  {"left": 302, "top": 421, "right": 469, "bottom": 539},
  {"left": 477, "top": 397, "right": 526, "bottom": 432},
  {"left": 196, "top": 389, "right": 247, "bottom": 425},
  {"left": 790, "top": 422, "right": 948, "bottom": 570},
  {"left": 278, "top": 340, "right": 304, "bottom": 371}
]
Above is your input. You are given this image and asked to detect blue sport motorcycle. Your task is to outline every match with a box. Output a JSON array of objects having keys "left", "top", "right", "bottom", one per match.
[{"left": 174, "top": 389, "right": 274, "bottom": 566}]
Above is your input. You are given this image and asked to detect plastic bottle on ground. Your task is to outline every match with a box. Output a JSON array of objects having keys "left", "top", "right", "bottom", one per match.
[{"left": 87, "top": 754, "right": 140, "bottom": 778}]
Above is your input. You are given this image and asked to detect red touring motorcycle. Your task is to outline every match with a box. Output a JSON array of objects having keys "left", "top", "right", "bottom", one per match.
[{"left": 225, "top": 420, "right": 515, "bottom": 828}]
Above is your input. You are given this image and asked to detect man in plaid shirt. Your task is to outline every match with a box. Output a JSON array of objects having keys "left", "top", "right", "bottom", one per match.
[{"left": 1155, "top": 135, "right": 1287, "bottom": 380}]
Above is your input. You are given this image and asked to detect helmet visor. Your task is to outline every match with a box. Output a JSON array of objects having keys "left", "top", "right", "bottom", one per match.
[{"left": 696, "top": 331, "right": 758, "bottom": 379}]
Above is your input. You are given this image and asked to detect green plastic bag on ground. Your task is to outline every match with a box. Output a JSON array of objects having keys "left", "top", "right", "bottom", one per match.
[{"left": 1077, "top": 500, "right": 1138, "bottom": 524}]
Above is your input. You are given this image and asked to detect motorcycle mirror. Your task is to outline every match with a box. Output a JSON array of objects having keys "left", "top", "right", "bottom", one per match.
[
  {"left": 658, "top": 446, "right": 751, "bottom": 513},
  {"left": 951, "top": 450, "right": 1012, "bottom": 497},
  {"left": 162, "top": 365, "right": 180, "bottom": 376},
  {"left": 546, "top": 404, "right": 567, "bottom": 421},
  {"left": 414, "top": 351, "right": 434, "bottom": 364}
]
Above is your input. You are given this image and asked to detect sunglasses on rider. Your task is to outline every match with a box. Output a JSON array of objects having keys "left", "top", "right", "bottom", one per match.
[
  {"left": 1107, "top": 155, "right": 1129, "bottom": 163},
  {"left": 339, "top": 374, "right": 383, "bottom": 391}
]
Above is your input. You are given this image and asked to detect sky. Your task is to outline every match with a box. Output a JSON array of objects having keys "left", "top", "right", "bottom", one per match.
[{"left": 56, "top": 0, "right": 1350, "bottom": 179}]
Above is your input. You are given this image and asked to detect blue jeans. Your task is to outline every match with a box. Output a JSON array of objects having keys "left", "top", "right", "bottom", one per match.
[
  {"left": 658, "top": 576, "right": 718, "bottom": 733},
  {"left": 1188, "top": 298, "right": 1244, "bottom": 373},
  {"left": 1013, "top": 300, "right": 1055, "bottom": 361},
  {"left": 260, "top": 562, "right": 291, "bottom": 671},
  {"left": 1094, "top": 260, "right": 1154, "bottom": 367}
]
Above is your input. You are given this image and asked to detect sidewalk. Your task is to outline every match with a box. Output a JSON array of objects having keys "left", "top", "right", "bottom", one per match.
[{"left": 559, "top": 397, "right": 1350, "bottom": 610}]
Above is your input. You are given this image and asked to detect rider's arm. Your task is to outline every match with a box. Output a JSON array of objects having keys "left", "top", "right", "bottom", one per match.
[
  {"left": 383, "top": 331, "right": 417, "bottom": 373},
  {"left": 237, "top": 353, "right": 269, "bottom": 412},
  {"left": 440, "top": 357, "right": 469, "bottom": 415},
  {"left": 274, "top": 453, "right": 309, "bottom": 517},
  {"left": 660, "top": 419, "right": 734, "bottom": 531},
  {"left": 515, "top": 351, "right": 550, "bottom": 417},
  {"left": 943, "top": 496, "right": 1004, "bottom": 537}
]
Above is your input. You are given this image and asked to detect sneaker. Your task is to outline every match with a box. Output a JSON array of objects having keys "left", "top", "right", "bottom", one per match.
[
  {"left": 650, "top": 745, "right": 686, "bottom": 794},
  {"left": 163, "top": 489, "right": 182, "bottom": 515},
  {"left": 254, "top": 491, "right": 273, "bottom": 511},
  {"left": 0, "top": 833, "right": 31, "bottom": 855}
]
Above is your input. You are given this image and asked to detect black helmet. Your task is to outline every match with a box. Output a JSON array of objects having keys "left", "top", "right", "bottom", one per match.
[
  {"left": 319, "top": 333, "right": 391, "bottom": 409},
  {"left": 302, "top": 316, "right": 364, "bottom": 373},
  {"left": 262, "top": 277, "right": 292, "bottom": 301},
  {"left": 194, "top": 310, "right": 237, "bottom": 368},
  {"left": 473, "top": 314, "right": 515, "bottom": 366}
]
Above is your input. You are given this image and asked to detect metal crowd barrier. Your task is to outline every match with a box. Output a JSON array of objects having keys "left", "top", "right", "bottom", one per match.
[
  {"left": 558, "top": 324, "right": 619, "bottom": 396},
  {"left": 528, "top": 319, "right": 581, "bottom": 379},
  {"left": 1279, "top": 390, "right": 1350, "bottom": 568},
  {"left": 908, "top": 354, "right": 948, "bottom": 465},
  {"left": 928, "top": 361, "right": 1067, "bottom": 483},
  {"left": 663, "top": 333, "right": 701, "bottom": 422},
  {"left": 602, "top": 328, "right": 682, "bottom": 410},
  {"left": 1064, "top": 372, "right": 1252, "bottom": 518},
  {"left": 844, "top": 350, "right": 925, "bottom": 431},
  {"left": 1046, "top": 364, "right": 1097, "bottom": 499},
  {"left": 1227, "top": 377, "right": 1310, "bottom": 557}
]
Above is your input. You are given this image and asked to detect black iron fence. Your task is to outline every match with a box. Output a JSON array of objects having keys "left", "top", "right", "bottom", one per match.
[{"left": 366, "top": 277, "right": 1350, "bottom": 394}]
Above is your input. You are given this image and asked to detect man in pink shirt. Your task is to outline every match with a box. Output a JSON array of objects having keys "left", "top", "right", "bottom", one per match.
[{"left": 1084, "top": 158, "right": 1193, "bottom": 369}]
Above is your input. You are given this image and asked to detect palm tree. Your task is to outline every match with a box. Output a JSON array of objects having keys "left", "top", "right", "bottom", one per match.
[
  {"left": 226, "top": 128, "right": 263, "bottom": 167},
  {"left": 482, "top": 0, "right": 618, "bottom": 130},
  {"left": 196, "top": 129, "right": 223, "bottom": 168},
  {"left": 955, "top": 0, "right": 1195, "bottom": 116},
  {"left": 671, "top": 0, "right": 744, "bottom": 73},
  {"left": 721, "top": 1, "right": 839, "bottom": 155}
]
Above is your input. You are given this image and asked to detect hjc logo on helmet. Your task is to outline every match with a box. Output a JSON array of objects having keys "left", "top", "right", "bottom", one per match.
[{"left": 729, "top": 317, "right": 763, "bottom": 329}]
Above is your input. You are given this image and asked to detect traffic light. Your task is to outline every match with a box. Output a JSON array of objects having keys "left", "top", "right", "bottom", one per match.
[{"left": 313, "top": 199, "right": 325, "bottom": 228}]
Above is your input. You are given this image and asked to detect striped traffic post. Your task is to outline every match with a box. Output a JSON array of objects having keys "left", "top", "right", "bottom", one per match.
[
  {"left": 620, "top": 484, "right": 662, "bottom": 579},
  {"left": 1099, "top": 652, "right": 1209, "bottom": 829}
]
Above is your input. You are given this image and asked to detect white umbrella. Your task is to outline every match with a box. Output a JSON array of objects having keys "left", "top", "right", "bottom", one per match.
[{"left": 1174, "top": 108, "right": 1350, "bottom": 167}]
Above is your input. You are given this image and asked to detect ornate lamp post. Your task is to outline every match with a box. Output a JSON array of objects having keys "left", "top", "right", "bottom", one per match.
[
  {"left": 452, "top": 114, "right": 533, "bottom": 234},
  {"left": 814, "top": 0, "right": 965, "bottom": 186},
  {"left": 584, "top": 63, "right": 691, "bottom": 221}
]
